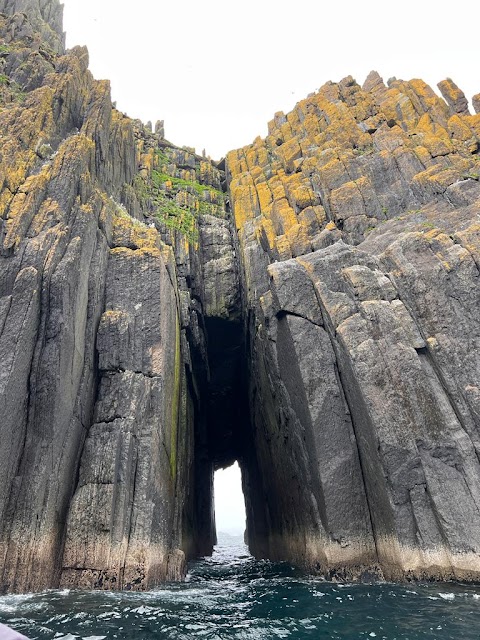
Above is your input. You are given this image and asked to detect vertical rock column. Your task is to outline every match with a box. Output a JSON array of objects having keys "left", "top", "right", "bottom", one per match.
[
  {"left": 226, "top": 71, "right": 480, "bottom": 580},
  {"left": 239, "top": 259, "right": 377, "bottom": 576},
  {"left": 61, "top": 239, "right": 185, "bottom": 589}
]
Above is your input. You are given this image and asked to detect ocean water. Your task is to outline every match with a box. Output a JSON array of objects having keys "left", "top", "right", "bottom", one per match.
[{"left": 1, "top": 535, "right": 480, "bottom": 639}]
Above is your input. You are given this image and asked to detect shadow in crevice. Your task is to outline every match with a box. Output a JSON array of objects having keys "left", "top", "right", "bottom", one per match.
[{"left": 191, "top": 316, "right": 253, "bottom": 558}]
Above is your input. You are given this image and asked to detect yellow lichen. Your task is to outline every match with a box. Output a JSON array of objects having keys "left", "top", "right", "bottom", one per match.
[
  {"left": 255, "top": 182, "right": 273, "bottom": 212},
  {"left": 231, "top": 183, "right": 258, "bottom": 230},
  {"left": 110, "top": 246, "right": 161, "bottom": 258}
]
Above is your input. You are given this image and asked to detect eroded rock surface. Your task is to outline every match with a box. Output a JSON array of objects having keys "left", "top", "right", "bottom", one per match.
[
  {"left": 227, "top": 71, "right": 480, "bottom": 581},
  {"left": 0, "top": 1, "right": 233, "bottom": 592},
  {"left": 0, "top": 0, "right": 480, "bottom": 592}
]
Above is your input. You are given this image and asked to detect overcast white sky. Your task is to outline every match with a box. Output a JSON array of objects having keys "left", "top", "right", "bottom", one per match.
[
  {"left": 61, "top": 1, "right": 478, "bottom": 534},
  {"left": 214, "top": 463, "right": 246, "bottom": 536},
  {"left": 62, "top": 0, "right": 479, "bottom": 161}
]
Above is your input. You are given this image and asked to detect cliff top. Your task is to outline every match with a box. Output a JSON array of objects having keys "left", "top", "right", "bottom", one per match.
[{"left": 0, "top": 0, "right": 64, "bottom": 53}]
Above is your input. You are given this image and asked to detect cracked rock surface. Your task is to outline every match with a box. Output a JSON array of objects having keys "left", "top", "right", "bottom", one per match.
[
  {"left": 228, "top": 69, "right": 480, "bottom": 581},
  {"left": 0, "top": 0, "right": 480, "bottom": 592}
]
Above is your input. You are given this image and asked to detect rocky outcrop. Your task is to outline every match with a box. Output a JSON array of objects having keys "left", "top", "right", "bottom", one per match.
[
  {"left": 228, "top": 72, "right": 480, "bottom": 581},
  {"left": 1, "top": 0, "right": 480, "bottom": 592},
  {"left": 0, "top": 0, "right": 64, "bottom": 53},
  {"left": 0, "top": 2, "right": 230, "bottom": 592}
]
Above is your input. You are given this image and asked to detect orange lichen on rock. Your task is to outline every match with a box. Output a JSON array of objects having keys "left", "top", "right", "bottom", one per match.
[
  {"left": 109, "top": 245, "right": 161, "bottom": 259},
  {"left": 270, "top": 198, "right": 298, "bottom": 235},
  {"left": 403, "top": 78, "right": 450, "bottom": 123},
  {"left": 447, "top": 114, "right": 477, "bottom": 151},
  {"left": 112, "top": 210, "right": 159, "bottom": 251},
  {"left": 378, "top": 88, "right": 418, "bottom": 131},
  {"left": 413, "top": 114, "right": 453, "bottom": 157},
  {"left": 283, "top": 172, "right": 319, "bottom": 211},
  {"left": 275, "top": 138, "right": 302, "bottom": 173},
  {"left": 465, "top": 113, "right": 480, "bottom": 140},
  {"left": 140, "top": 148, "right": 155, "bottom": 173},
  {"left": 2, "top": 169, "right": 52, "bottom": 251},
  {"left": 255, "top": 182, "right": 273, "bottom": 213},
  {"left": 230, "top": 182, "right": 259, "bottom": 230},
  {"left": 226, "top": 149, "right": 248, "bottom": 177},
  {"left": 437, "top": 78, "right": 470, "bottom": 115},
  {"left": 228, "top": 71, "right": 480, "bottom": 259}
]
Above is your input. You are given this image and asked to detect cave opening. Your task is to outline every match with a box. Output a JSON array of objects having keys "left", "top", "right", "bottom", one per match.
[
  {"left": 191, "top": 315, "right": 254, "bottom": 558},
  {"left": 213, "top": 462, "right": 246, "bottom": 539}
]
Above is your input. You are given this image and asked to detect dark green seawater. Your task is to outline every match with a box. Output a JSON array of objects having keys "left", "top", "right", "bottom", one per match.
[{"left": 1, "top": 534, "right": 480, "bottom": 639}]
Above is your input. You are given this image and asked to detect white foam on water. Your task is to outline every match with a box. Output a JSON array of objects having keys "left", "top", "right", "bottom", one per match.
[
  {"left": 439, "top": 593, "right": 455, "bottom": 600},
  {"left": 96, "top": 611, "right": 121, "bottom": 619},
  {"left": 0, "top": 593, "right": 38, "bottom": 613},
  {"left": 130, "top": 605, "right": 153, "bottom": 614},
  {"left": 185, "top": 624, "right": 208, "bottom": 630}
]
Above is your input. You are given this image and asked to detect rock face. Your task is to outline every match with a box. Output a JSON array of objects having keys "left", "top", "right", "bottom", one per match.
[
  {"left": 0, "top": 1, "right": 230, "bottom": 591},
  {"left": 0, "top": 1, "right": 480, "bottom": 593},
  {"left": 227, "top": 71, "right": 480, "bottom": 581}
]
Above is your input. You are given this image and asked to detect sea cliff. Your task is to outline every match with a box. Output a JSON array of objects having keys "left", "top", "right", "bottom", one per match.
[{"left": 0, "top": 0, "right": 480, "bottom": 592}]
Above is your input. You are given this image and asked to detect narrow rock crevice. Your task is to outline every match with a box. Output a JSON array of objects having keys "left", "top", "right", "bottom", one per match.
[{"left": 2, "top": 0, "right": 480, "bottom": 593}]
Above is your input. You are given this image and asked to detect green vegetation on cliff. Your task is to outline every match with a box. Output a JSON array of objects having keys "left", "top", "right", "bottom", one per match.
[{"left": 133, "top": 147, "right": 226, "bottom": 243}]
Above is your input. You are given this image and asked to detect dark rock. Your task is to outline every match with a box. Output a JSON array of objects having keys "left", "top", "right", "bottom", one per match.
[
  {"left": 1, "top": 0, "right": 480, "bottom": 593},
  {"left": 227, "top": 53, "right": 480, "bottom": 581},
  {"left": 198, "top": 214, "right": 240, "bottom": 320}
]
